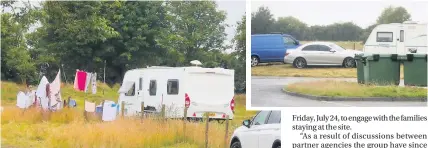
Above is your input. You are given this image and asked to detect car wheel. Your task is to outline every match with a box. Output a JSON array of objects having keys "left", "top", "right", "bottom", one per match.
[
  {"left": 343, "top": 57, "right": 355, "bottom": 68},
  {"left": 251, "top": 56, "right": 259, "bottom": 67},
  {"left": 293, "top": 57, "right": 307, "bottom": 68},
  {"left": 231, "top": 141, "right": 242, "bottom": 148}
]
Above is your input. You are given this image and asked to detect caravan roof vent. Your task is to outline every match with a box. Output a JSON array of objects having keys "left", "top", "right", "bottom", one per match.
[
  {"left": 190, "top": 60, "right": 202, "bottom": 67},
  {"left": 403, "top": 21, "right": 418, "bottom": 24}
]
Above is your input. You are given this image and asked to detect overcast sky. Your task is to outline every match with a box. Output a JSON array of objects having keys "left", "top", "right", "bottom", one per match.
[{"left": 251, "top": 1, "right": 428, "bottom": 28}]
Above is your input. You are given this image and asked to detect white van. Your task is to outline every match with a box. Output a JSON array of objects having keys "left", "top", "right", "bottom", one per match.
[
  {"left": 363, "top": 21, "right": 427, "bottom": 55},
  {"left": 118, "top": 66, "right": 235, "bottom": 120}
]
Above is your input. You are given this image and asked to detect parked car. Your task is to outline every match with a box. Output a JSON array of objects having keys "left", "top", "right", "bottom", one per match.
[
  {"left": 230, "top": 110, "right": 281, "bottom": 148},
  {"left": 284, "top": 42, "right": 363, "bottom": 68},
  {"left": 363, "top": 21, "right": 427, "bottom": 55},
  {"left": 251, "top": 34, "right": 300, "bottom": 66}
]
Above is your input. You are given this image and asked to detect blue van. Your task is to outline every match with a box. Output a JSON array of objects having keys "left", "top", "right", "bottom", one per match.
[{"left": 251, "top": 34, "right": 300, "bottom": 66}]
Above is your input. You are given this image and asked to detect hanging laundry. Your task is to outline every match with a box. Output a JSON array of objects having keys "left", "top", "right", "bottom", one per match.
[
  {"left": 85, "top": 100, "right": 96, "bottom": 112},
  {"left": 77, "top": 71, "right": 87, "bottom": 91},
  {"left": 84, "top": 72, "right": 92, "bottom": 93},
  {"left": 91, "top": 72, "right": 97, "bottom": 94},
  {"left": 16, "top": 91, "right": 29, "bottom": 109},
  {"left": 49, "top": 70, "right": 62, "bottom": 111},
  {"left": 36, "top": 76, "right": 50, "bottom": 110},
  {"left": 68, "top": 99, "right": 77, "bottom": 107},
  {"left": 102, "top": 101, "right": 117, "bottom": 121},
  {"left": 74, "top": 70, "right": 79, "bottom": 90},
  {"left": 26, "top": 90, "right": 36, "bottom": 107}
]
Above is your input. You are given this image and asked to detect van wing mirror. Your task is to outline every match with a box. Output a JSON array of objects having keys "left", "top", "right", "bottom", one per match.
[{"left": 295, "top": 40, "right": 300, "bottom": 45}]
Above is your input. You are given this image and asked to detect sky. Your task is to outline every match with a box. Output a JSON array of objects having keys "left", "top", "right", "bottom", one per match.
[{"left": 251, "top": 1, "right": 428, "bottom": 28}]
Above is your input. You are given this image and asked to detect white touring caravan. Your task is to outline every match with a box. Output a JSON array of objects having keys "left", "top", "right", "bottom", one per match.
[
  {"left": 363, "top": 21, "right": 427, "bottom": 55},
  {"left": 118, "top": 64, "right": 235, "bottom": 120}
]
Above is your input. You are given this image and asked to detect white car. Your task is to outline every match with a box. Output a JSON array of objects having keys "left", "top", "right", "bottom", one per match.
[
  {"left": 283, "top": 42, "right": 363, "bottom": 68},
  {"left": 230, "top": 110, "right": 281, "bottom": 148}
]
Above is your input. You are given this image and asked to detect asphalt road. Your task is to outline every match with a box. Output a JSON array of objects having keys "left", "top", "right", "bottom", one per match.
[{"left": 251, "top": 76, "right": 427, "bottom": 107}]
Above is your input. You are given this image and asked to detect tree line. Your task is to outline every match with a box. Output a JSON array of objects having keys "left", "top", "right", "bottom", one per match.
[
  {"left": 1, "top": 1, "right": 246, "bottom": 92},
  {"left": 251, "top": 6, "right": 412, "bottom": 42}
]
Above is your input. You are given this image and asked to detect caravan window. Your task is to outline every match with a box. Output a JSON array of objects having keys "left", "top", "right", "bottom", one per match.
[
  {"left": 376, "top": 32, "right": 393, "bottom": 42},
  {"left": 167, "top": 79, "right": 179, "bottom": 95},
  {"left": 125, "top": 83, "right": 135, "bottom": 96},
  {"left": 149, "top": 80, "right": 156, "bottom": 96},
  {"left": 400, "top": 30, "right": 404, "bottom": 42}
]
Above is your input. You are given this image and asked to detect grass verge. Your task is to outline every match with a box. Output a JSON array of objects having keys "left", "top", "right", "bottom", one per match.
[
  {"left": 285, "top": 80, "right": 427, "bottom": 98},
  {"left": 252, "top": 64, "right": 405, "bottom": 78}
]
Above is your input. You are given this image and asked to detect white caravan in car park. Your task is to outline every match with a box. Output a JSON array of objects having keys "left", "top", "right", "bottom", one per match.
[
  {"left": 363, "top": 21, "right": 427, "bottom": 55},
  {"left": 118, "top": 64, "right": 235, "bottom": 120}
]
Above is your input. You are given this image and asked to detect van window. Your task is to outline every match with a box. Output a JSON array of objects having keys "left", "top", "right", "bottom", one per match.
[
  {"left": 167, "top": 79, "right": 179, "bottom": 95},
  {"left": 139, "top": 78, "right": 143, "bottom": 90},
  {"left": 377, "top": 32, "right": 393, "bottom": 42},
  {"left": 149, "top": 80, "right": 156, "bottom": 96},
  {"left": 266, "top": 111, "right": 281, "bottom": 124},
  {"left": 302, "top": 45, "right": 318, "bottom": 51},
  {"left": 283, "top": 36, "right": 296, "bottom": 45},
  {"left": 125, "top": 83, "right": 135, "bottom": 96},
  {"left": 400, "top": 30, "right": 404, "bottom": 42},
  {"left": 251, "top": 111, "right": 270, "bottom": 125}
]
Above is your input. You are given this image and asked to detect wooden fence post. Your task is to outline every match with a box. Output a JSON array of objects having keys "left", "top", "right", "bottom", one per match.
[
  {"left": 161, "top": 104, "right": 166, "bottom": 120},
  {"left": 353, "top": 42, "right": 356, "bottom": 50},
  {"left": 100, "top": 100, "right": 105, "bottom": 121},
  {"left": 205, "top": 113, "right": 209, "bottom": 148},
  {"left": 183, "top": 107, "right": 188, "bottom": 142},
  {"left": 141, "top": 102, "right": 144, "bottom": 121},
  {"left": 83, "top": 99, "right": 87, "bottom": 121},
  {"left": 224, "top": 115, "right": 229, "bottom": 148},
  {"left": 121, "top": 101, "right": 125, "bottom": 119}
]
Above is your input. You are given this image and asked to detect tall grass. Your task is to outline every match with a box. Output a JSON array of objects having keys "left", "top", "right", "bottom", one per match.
[{"left": 1, "top": 81, "right": 253, "bottom": 148}]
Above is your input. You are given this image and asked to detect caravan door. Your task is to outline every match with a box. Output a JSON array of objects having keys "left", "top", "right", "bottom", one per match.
[
  {"left": 396, "top": 27, "right": 406, "bottom": 54},
  {"left": 118, "top": 81, "right": 139, "bottom": 116},
  {"left": 136, "top": 76, "right": 144, "bottom": 112}
]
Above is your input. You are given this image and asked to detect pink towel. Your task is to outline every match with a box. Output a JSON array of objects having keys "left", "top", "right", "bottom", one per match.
[
  {"left": 77, "top": 71, "right": 87, "bottom": 91},
  {"left": 74, "top": 70, "right": 79, "bottom": 90}
]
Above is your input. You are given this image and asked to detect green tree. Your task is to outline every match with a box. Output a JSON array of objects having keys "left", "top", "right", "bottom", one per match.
[
  {"left": 161, "top": 1, "right": 227, "bottom": 66},
  {"left": 274, "top": 16, "right": 308, "bottom": 40},
  {"left": 231, "top": 15, "right": 246, "bottom": 93},
  {"left": 251, "top": 6, "right": 275, "bottom": 34}
]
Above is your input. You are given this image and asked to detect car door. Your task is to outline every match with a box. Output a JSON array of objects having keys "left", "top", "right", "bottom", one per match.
[
  {"left": 317, "top": 45, "right": 342, "bottom": 65},
  {"left": 300, "top": 45, "right": 320, "bottom": 65},
  {"left": 258, "top": 110, "right": 281, "bottom": 148},
  {"left": 240, "top": 111, "right": 271, "bottom": 148}
]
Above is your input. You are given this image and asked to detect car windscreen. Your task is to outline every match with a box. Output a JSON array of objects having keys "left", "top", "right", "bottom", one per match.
[{"left": 329, "top": 44, "right": 345, "bottom": 51}]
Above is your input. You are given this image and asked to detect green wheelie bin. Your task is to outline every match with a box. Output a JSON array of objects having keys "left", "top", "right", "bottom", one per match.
[
  {"left": 354, "top": 54, "right": 366, "bottom": 84},
  {"left": 363, "top": 54, "right": 400, "bottom": 86},
  {"left": 401, "top": 54, "right": 427, "bottom": 87}
]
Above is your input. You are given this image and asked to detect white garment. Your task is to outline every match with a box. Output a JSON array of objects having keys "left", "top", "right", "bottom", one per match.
[
  {"left": 36, "top": 76, "right": 50, "bottom": 109},
  {"left": 16, "top": 91, "right": 29, "bottom": 109},
  {"left": 91, "top": 72, "right": 97, "bottom": 94},
  {"left": 26, "top": 90, "right": 36, "bottom": 107},
  {"left": 84, "top": 72, "right": 92, "bottom": 93},
  {"left": 85, "top": 100, "right": 96, "bottom": 112},
  {"left": 102, "top": 100, "right": 118, "bottom": 121},
  {"left": 50, "top": 70, "right": 62, "bottom": 110}
]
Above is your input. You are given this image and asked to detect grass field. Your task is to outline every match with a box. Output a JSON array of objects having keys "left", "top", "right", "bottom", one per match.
[
  {"left": 252, "top": 64, "right": 358, "bottom": 78},
  {"left": 285, "top": 80, "right": 427, "bottom": 98},
  {"left": 1, "top": 81, "right": 256, "bottom": 148}
]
